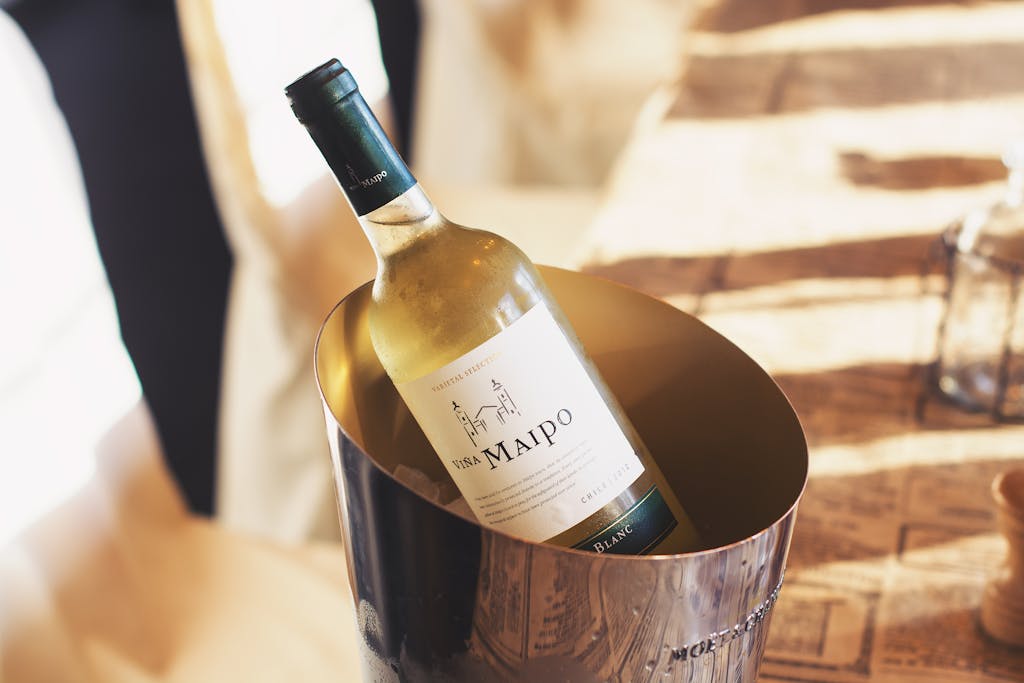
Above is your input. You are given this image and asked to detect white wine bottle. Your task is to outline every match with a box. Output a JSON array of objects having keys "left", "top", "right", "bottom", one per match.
[{"left": 287, "top": 59, "right": 700, "bottom": 555}]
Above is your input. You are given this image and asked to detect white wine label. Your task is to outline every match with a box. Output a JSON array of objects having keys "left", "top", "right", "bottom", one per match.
[{"left": 395, "top": 303, "right": 644, "bottom": 542}]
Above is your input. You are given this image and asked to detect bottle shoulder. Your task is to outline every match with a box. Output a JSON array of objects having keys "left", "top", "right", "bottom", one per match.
[
  {"left": 374, "top": 220, "right": 534, "bottom": 294},
  {"left": 368, "top": 218, "right": 548, "bottom": 380}
]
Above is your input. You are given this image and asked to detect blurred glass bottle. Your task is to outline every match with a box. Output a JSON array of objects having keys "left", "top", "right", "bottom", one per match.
[{"left": 938, "top": 142, "right": 1024, "bottom": 419}]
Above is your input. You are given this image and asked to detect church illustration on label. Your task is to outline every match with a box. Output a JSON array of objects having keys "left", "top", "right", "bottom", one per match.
[{"left": 453, "top": 380, "right": 521, "bottom": 447}]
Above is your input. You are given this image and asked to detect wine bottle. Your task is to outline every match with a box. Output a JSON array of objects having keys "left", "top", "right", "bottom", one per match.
[{"left": 286, "top": 59, "right": 700, "bottom": 555}]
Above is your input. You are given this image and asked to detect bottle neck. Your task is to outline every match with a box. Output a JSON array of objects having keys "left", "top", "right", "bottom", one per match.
[
  {"left": 288, "top": 60, "right": 444, "bottom": 262},
  {"left": 359, "top": 184, "right": 444, "bottom": 260},
  {"left": 292, "top": 73, "right": 417, "bottom": 217}
]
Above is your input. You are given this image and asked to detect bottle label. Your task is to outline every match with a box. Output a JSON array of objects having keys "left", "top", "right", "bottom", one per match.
[{"left": 395, "top": 303, "right": 646, "bottom": 542}]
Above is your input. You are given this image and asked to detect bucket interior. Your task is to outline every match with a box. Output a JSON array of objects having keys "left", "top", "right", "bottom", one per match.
[{"left": 316, "top": 267, "right": 807, "bottom": 549}]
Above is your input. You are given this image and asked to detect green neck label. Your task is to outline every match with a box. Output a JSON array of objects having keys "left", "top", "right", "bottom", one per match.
[{"left": 303, "top": 92, "right": 416, "bottom": 216}]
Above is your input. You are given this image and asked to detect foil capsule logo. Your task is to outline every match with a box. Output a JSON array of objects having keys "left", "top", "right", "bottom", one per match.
[{"left": 345, "top": 163, "right": 388, "bottom": 191}]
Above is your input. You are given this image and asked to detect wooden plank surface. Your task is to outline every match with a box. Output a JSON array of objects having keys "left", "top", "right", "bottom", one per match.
[{"left": 577, "top": 2, "right": 1024, "bottom": 680}]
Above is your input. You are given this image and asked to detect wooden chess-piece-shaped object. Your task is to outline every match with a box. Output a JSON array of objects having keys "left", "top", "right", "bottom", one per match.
[{"left": 981, "top": 468, "right": 1024, "bottom": 647}]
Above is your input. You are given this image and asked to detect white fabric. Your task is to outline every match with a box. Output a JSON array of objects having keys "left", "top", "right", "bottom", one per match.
[
  {"left": 0, "top": 11, "right": 141, "bottom": 545},
  {"left": 177, "top": 0, "right": 388, "bottom": 542},
  {"left": 414, "top": 0, "right": 695, "bottom": 187}
]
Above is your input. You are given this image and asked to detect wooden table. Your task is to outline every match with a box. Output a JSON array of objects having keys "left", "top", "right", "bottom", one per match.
[{"left": 576, "top": 2, "right": 1024, "bottom": 680}]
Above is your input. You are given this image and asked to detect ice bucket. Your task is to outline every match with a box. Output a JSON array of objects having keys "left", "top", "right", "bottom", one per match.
[{"left": 315, "top": 267, "right": 807, "bottom": 682}]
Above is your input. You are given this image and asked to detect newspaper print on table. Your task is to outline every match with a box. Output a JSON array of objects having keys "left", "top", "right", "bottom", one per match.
[{"left": 761, "top": 458, "right": 1023, "bottom": 683}]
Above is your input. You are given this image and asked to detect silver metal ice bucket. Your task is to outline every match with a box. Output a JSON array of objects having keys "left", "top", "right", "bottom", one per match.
[{"left": 315, "top": 267, "right": 807, "bottom": 682}]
